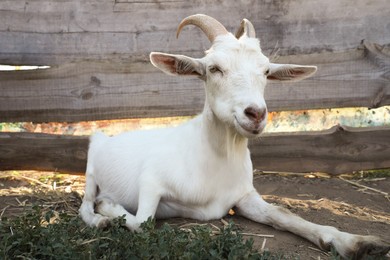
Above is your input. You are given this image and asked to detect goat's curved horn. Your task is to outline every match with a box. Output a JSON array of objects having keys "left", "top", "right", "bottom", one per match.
[
  {"left": 235, "top": 19, "right": 256, "bottom": 39},
  {"left": 176, "top": 14, "right": 229, "bottom": 42}
]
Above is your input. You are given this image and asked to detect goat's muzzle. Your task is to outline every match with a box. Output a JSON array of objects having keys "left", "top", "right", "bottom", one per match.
[
  {"left": 244, "top": 106, "right": 267, "bottom": 124},
  {"left": 234, "top": 106, "right": 268, "bottom": 137}
]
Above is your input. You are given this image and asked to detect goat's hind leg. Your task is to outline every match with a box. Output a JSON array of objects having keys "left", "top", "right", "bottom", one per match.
[
  {"left": 80, "top": 168, "right": 160, "bottom": 231},
  {"left": 235, "top": 191, "right": 389, "bottom": 259},
  {"left": 79, "top": 174, "right": 111, "bottom": 228},
  {"left": 95, "top": 198, "right": 139, "bottom": 231},
  {"left": 95, "top": 185, "right": 162, "bottom": 232},
  {"left": 79, "top": 199, "right": 111, "bottom": 229}
]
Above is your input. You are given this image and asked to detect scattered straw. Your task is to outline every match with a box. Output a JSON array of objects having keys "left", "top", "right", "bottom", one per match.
[
  {"left": 307, "top": 246, "right": 330, "bottom": 257},
  {"left": 241, "top": 232, "right": 274, "bottom": 238},
  {"left": 220, "top": 218, "right": 229, "bottom": 226},
  {"left": 263, "top": 195, "right": 390, "bottom": 224},
  {"left": 0, "top": 205, "right": 9, "bottom": 219},
  {"left": 179, "top": 222, "right": 221, "bottom": 235},
  {"left": 339, "top": 176, "right": 389, "bottom": 198},
  {"left": 260, "top": 238, "right": 267, "bottom": 253},
  {"left": 78, "top": 237, "right": 114, "bottom": 246}
]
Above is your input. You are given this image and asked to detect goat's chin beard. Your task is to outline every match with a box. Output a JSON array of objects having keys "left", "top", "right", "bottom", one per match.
[
  {"left": 233, "top": 117, "right": 265, "bottom": 139},
  {"left": 236, "top": 128, "right": 264, "bottom": 139}
]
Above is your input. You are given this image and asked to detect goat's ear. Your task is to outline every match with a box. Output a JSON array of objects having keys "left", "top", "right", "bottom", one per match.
[
  {"left": 150, "top": 52, "right": 205, "bottom": 77},
  {"left": 267, "top": 63, "right": 317, "bottom": 82}
]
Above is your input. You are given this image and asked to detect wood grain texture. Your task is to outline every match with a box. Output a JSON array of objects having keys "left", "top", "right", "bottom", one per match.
[
  {"left": 0, "top": 42, "right": 389, "bottom": 123},
  {"left": 0, "top": 132, "right": 88, "bottom": 174},
  {"left": 1, "top": 1, "right": 388, "bottom": 123},
  {"left": 251, "top": 125, "right": 390, "bottom": 175},
  {"left": 0, "top": 0, "right": 388, "bottom": 65},
  {"left": 1, "top": 126, "right": 389, "bottom": 174}
]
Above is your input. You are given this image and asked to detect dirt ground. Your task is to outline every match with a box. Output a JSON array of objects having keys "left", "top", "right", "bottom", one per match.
[{"left": 1, "top": 171, "right": 389, "bottom": 259}]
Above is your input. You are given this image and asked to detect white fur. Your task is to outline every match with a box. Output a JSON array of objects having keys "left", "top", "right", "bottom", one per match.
[{"left": 80, "top": 17, "right": 388, "bottom": 259}]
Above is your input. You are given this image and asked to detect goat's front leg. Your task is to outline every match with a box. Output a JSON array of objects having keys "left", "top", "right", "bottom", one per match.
[{"left": 235, "top": 190, "right": 389, "bottom": 259}]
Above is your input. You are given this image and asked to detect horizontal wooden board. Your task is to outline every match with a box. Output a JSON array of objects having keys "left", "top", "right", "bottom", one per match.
[
  {"left": 250, "top": 125, "right": 390, "bottom": 174},
  {"left": 1, "top": 125, "right": 389, "bottom": 175},
  {"left": 0, "top": 42, "right": 389, "bottom": 123},
  {"left": 0, "top": 132, "right": 88, "bottom": 174},
  {"left": 0, "top": 0, "right": 389, "bottom": 65}
]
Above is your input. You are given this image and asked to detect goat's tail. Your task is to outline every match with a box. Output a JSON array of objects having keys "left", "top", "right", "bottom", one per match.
[{"left": 79, "top": 132, "right": 109, "bottom": 227}]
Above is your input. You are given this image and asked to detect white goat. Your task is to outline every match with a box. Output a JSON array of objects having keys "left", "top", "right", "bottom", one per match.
[{"left": 80, "top": 14, "right": 389, "bottom": 259}]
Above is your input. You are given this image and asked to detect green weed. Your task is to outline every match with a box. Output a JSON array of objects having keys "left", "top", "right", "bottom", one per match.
[
  {"left": 351, "top": 169, "right": 390, "bottom": 179},
  {"left": 0, "top": 205, "right": 283, "bottom": 259},
  {"left": 1, "top": 204, "right": 387, "bottom": 259}
]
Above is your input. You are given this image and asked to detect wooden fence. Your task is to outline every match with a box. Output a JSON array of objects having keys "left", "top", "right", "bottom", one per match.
[{"left": 0, "top": 0, "right": 389, "bottom": 174}]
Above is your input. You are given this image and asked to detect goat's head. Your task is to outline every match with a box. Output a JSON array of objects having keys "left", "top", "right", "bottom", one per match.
[{"left": 150, "top": 14, "right": 317, "bottom": 138}]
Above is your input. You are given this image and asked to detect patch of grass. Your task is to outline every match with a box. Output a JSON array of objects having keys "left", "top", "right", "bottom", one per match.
[
  {"left": 341, "top": 168, "right": 390, "bottom": 180},
  {"left": 0, "top": 122, "right": 23, "bottom": 132},
  {"left": 356, "top": 169, "right": 390, "bottom": 178},
  {"left": 0, "top": 205, "right": 285, "bottom": 259}
]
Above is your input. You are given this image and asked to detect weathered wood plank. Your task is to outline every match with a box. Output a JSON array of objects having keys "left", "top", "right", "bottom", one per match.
[
  {"left": 1, "top": 126, "right": 389, "bottom": 175},
  {"left": 0, "top": 60, "right": 203, "bottom": 122},
  {"left": 0, "top": 42, "right": 389, "bottom": 123},
  {"left": 0, "top": 0, "right": 388, "bottom": 65},
  {"left": 250, "top": 125, "right": 390, "bottom": 175},
  {"left": 0, "top": 132, "right": 88, "bottom": 174}
]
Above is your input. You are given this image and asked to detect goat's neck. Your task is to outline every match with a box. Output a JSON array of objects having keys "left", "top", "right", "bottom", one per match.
[{"left": 201, "top": 103, "right": 248, "bottom": 159}]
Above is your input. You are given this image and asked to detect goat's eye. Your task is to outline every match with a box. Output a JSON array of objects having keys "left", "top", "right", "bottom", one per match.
[
  {"left": 209, "top": 65, "right": 223, "bottom": 74},
  {"left": 264, "top": 68, "right": 270, "bottom": 75}
]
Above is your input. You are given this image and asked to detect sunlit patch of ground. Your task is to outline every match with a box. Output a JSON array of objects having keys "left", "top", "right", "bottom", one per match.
[{"left": 0, "top": 171, "right": 84, "bottom": 218}]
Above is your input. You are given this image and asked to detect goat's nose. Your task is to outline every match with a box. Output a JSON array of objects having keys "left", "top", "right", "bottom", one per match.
[{"left": 244, "top": 106, "right": 266, "bottom": 123}]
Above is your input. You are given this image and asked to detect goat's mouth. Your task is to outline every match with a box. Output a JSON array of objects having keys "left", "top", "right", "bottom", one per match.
[{"left": 234, "top": 116, "right": 265, "bottom": 138}]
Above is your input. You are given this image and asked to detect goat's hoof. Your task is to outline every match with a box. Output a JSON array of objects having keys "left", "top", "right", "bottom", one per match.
[
  {"left": 96, "top": 216, "right": 111, "bottom": 229},
  {"left": 125, "top": 223, "right": 141, "bottom": 233},
  {"left": 344, "top": 236, "right": 390, "bottom": 260}
]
